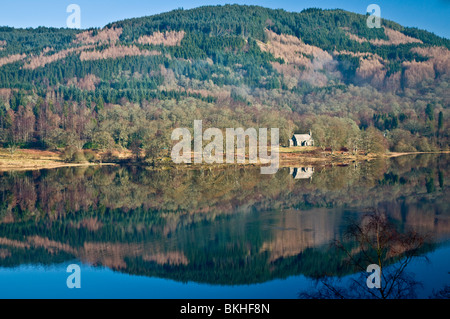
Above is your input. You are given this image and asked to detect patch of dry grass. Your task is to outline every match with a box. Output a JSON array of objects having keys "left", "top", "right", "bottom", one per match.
[{"left": 0, "top": 148, "right": 112, "bottom": 171}]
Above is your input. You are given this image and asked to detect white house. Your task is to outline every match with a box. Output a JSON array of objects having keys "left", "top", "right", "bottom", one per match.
[{"left": 289, "top": 131, "right": 314, "bottom": 147}]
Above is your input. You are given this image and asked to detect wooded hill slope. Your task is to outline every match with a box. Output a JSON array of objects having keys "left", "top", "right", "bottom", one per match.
[{"left": 0, "top": 5, "right": 448, "bottom": 157}]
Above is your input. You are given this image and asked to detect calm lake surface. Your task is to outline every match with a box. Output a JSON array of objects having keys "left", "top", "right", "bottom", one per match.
[{"left": 0, "top": 154, "right": 448, "bottom": 299}]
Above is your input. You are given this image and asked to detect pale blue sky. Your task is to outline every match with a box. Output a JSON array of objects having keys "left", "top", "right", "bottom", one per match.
[{"left": 0, "top": 0, "right": 448, "bottom": 39}]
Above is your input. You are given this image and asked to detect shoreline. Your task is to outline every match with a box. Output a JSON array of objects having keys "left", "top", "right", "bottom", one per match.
[
  {"left": 384, "top": 151, "right": 450, "bottom": 157},
  {"left": 280, "top": 148, "right": 450, "bottom": 167},
  {"left": 0, "top": 162, "right": 116, "bottom": 172},
  {"left": 0, "top": 148, "right": 117, "bottom": 172},
  {"left": 0, "top": 148, "right": 448, "bottom": 172}
]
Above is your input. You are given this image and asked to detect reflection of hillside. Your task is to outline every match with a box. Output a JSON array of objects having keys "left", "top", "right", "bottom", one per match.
[
  {"left": 260, "top": 209, "right": 340, "bottom": 262},
  {"left": 0, "top": 202, "right": 447, "bottom": 285},
  {"left": 0, "top": 154, "right": 448, "bottom": 284},
  {"left": 381, "top": 201, "right": 450, "bottom": 241},
  {"left": 260, "top": 201, "right": 450, "bottom": 267},
  {"left": 0, "top": 235, "right": 188, "bottom": 269}
]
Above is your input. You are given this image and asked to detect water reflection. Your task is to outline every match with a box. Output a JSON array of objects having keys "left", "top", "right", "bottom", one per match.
[
  {"left": 0, "top": 154, "right": 448, "bottom": 296},
  {"left": 290, "top": 167, "right": 314, "bottom": 180},
  {"left": 299, "top": 210, "right": 429, "bottom": 299}
]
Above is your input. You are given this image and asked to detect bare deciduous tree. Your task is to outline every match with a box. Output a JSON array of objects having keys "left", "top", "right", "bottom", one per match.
[{"left": 299, "top": 210, "right": 429, "bottom": 299}]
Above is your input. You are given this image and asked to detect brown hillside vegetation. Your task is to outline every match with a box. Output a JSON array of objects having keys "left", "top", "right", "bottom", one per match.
[
  {"left": 257, "top": 30, "right": 336, "bottom": 87},
  {"left": 332, "top": 45, "right": 450, "bottom": 89},
  {"left": 0, "top": 53, "right": 26, "bottom": 68},
  {"left": 67, "top": 74, "right": 101, "bottom": 91},
  {"left": 345, "top": 27, "right": 422, "bottom": 46},
  {"left": 0, "top": 88, "right": 11, "bottom": 101},
  {"left": 356, "top": 56, "right": 387, "bottom": 87},
  {"left": 1, "top": 27, "right": 176, "bottom": 69},
  {"left": 75, "top": 27, "right": 123, "bottom": 45},
  {"left": 333, "top": 50, "right": 387, "bottom": 87},
  {"left": 79, "top": 45, "right": 160, "bottom": 61},
  {"left": 258, "top": 30, "right": 333, "bottom": 67},
  {"left": 402, "top": 47, "right": 450, "bottom": 87},
  {"left": 137, "top": 30, "right": 186, "bottom": 46},
  {"left": 402, "top": 60, "right": 436, "bottom": 87},
  {"left": 23, "top": 46, "right": 93, "bottom": 69},
  {"left": 186, "top": 88, "right": 231, "bottom": 101},
  {"left": 411, "top": 46, "right": 450, "bottom": 75}
]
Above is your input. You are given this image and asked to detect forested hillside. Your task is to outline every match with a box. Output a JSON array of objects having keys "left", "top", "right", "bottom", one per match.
[{"left": 0, "top": 5, "right": 448, "bottom": 160}]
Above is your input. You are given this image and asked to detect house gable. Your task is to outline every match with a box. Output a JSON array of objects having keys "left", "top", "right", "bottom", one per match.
[{"left": 290, "top": 132, "right": 314, "bottom": 147}]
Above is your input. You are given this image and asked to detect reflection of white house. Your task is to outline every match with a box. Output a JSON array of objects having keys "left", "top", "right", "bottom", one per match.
[
  {"left": 289, "top": 131, "right": 314, "bottom": 147},
  {"left": 290, "top": 167, "right": 314, "bottom": 179}
]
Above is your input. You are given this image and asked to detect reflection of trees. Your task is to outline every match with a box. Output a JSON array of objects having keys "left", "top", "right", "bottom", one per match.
[
  {"left": 0, "top": 155, "right": 448, "bottom": 286},
  {"left": 0, "top": 154, "right": 447, "bottom": 225},
  {"left": 430, "top": 285, "right": 450, "bottom": 299},
  {"left": 299, "top": 210, "right": 428, "bottom": 299}
]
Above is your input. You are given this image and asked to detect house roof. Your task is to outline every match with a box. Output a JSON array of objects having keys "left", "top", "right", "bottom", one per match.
[{"left": 293, "top": 134, "right": 313, "bottom": 141}]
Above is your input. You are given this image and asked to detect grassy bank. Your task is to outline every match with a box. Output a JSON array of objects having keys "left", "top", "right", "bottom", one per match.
[
  {"left": 1, "top": 147, "right": 447, "bottom": 172},
  {"left": 0, "top": 148, "right": 116, "bottom": 171}
]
